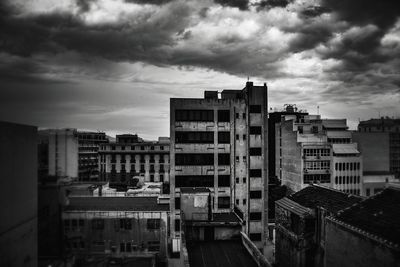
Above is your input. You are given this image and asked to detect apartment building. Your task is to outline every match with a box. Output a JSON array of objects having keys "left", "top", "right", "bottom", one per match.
[
  {"left": 99, "top": 135, "right": 170, "bottom": 183},
  {"left": 77, "top": 131, "right": 108, "bottom": 181},
  {"left": 169, "top": 82, "right": 269, "bottom": 252},
  {"left": 276, "top": 115, "right": 363, "bottom": 195}
]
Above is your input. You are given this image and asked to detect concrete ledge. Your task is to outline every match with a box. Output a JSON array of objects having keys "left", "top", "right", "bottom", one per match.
[{"left": 240, "top": 232, "right": 272, "bottom": 267}]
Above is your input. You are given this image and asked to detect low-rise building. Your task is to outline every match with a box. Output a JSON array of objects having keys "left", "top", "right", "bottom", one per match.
[
  {"left": 325, "top": 185, "right": 400, "bottom": 267},
  {"left": 275, "top": 185, "right": 361, "bottom": 267},
  {"left": 62, "top": 195, "right": 170, "bottom": 266},
  {"left": 99, "top": 136, "right": 170, "bottom": 184}
]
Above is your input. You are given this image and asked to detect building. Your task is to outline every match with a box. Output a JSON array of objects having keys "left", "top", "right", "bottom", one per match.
[
  {"left": 275, "top": 185, "right": 362, "bottom": 267},
  {"left": 0, "top": 121, "right": 38, "bottom": 266},
  {"left": 99, "top": 135, "right": 170, "bottom": 184},
  {"left": 276, "top": 115, "right": 363, "bottom": 195},
  {"left": 39, "top": 128, "right": 79, "bottom": 179},
  {"left": 169, "top": 82, "right": 269, "bottom": 253},
  {"left": 77, "top": 131, "right": 109, "bottom": 182},
  {"left": 353, "top": 118, "right": 400, "bottom": 195},
  {"left": 62, "top": 195, "right": 170, "bottom": 266},
  {"left": 268, "top": 104, "right": 308, "bottom": 183},
  {"left": 325, "top": 185, "right": 400, "bottom": 267}
]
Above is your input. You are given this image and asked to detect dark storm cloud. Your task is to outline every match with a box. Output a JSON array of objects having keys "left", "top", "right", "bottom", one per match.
[
  {"left": 299, "top": 5, "right": 331, "bottom": 18},
  {"left": 214, "top": 0, "right": 249, "bottom": 10},
  {"left": 255, "top": 0, "right": 292, "bottom": 10}
]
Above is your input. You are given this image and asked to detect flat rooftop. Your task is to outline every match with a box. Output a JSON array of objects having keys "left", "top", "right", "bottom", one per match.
[{"left": 187, "top": 240, "right": 257, "bottom": 267}]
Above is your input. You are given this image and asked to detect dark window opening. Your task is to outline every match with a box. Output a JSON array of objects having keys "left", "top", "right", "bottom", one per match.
[
  {"left": 175, "top": 153, "right": 214, "bottom": 165},
  {"left": 250, "top": 212, "right": 262, "bottom": 221},
  {"left": 249, "top": 148, "right": 262, "bottom": 156},
  {"left": 175, "top": 175, "right": 214, "bottom": 187},
  {"left": 147, "top": 219, "right": 160, "bottom": 230},
  {"left": 249, "top": 233, "right": 262, "bottom": 241},
  {"left": 250, "top": 126, "right": 262, "bottom": 135},
  {"left": 249, "top": 105, "right": 262, "bottom": 113},
  {"left": 218, "top": 132, "right": 230, "bottom": 144},
  {"left": 218, "top": 175, "right": 230, "bottom": 187},
  {"left": 218, "top": 197, "right": 230, "bottom": 209},
  {"left": 249, "top": 169, "right": 262, "bottom": 177},
  {"left": 250, "top": 190, "right": 262, "bottom": 199},
  {"left": 175, "top": 110, "right": 214, "bottom": 122},
  {"left": 218, "top": 154, "right": 230, "bottom": 165},
  {"left": 218, "top": 110, "right": 230, "bottom": 122},
  {"left": 176, "top": 131, "right": 214, "bottom": 144}
]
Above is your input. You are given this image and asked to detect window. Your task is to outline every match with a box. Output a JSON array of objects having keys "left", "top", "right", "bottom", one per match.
[
  {"left": 243, "top": 199, "right": 246, "bottom": 205},
  {"left": 147, "top": 219, "right": 161, "bottom": 230},
  {"left": 175, "top": 219, "right": 180, "bottom": 231},
  {"left": 236, "top": 156, "right": 239, "bottom": 162},
  {"left": 175, "top": 110, "right": 214, "bottom": 122},
  {"left": 243, "top": 177, "right": 247, "bottom": 183},
  {"left": 120, "top": 218, "right": 132, "bottom": 230},
  {"left": 236, "top": 177, "right": 239, "bottom": 183},
  {"left": 218, "top": 175, "right": 230, "bottom": 187},
  {"left": 366, "top": 188, "right": 370, "bottom": 196},
  {"left": 250, "top": 169, "right": 262, "bottom": 177},
  {"left": 250, "top": 126, "right": 262, "bottom": 135},
  {"left": 160, "top": 146, "right": 164, "bottom": 150},
  {"left": 236, "top": 199, "right": 240, "bottom": 205},
  {"left": 120, "top": 243, "right": 125, "bottom": 252},
  {"left": 176, "top": 132, "right": 214, "bottom": 144},
  {"left": 250, "top": 212, "right": 262, "bottom": 221},
  {"left": 218, "top": 154, "right": 230, "bottom": 165},
  {"left": 249, "top": 233, "right": 262, "bottom": 241},
  {"left": 243, "top": 134, "right": 246, "bottom": 141},
  {"left": 298, "top": 126, "right": 303, "bottom": 134},
  {"left": 218, "top": 197, "right": 230, "bottom": 209},
  {"left": 175, "top": 154, "right": 214, "bottom": 165},
  {"left": 249, "top": 148, "right": 262, "bottom": 156},
  {"left": 175, "top": 175, "right": 214, "bottom": 187},
  {"left": 92, "top": 219, "right": 104, "bottom": 230},
  {"left": 236, "top": 134, "right": 239, "bottom": 140},
  {"left": 218, "top": 132, "right": 230, "bottom": 144},
  {"left": 304, "top": 174, "right": 331, "bottom": 183},
  {"left": 243, "top": 113, "right": 246, "bottom": 119},
  {"left": 249, "top": 105, "right": 261, "bottom": 113},
  {"left": 218, "top": 110, "right": 230, "bottom": 122},
  {"left": 175, "top": 197, "right": 181, "bottom": 209},
  {"left": 250, "top": 190, "right": 262, "bottom": 199},
  {"left": 243, "top": 156, "right": 246, "bottom": 162}
]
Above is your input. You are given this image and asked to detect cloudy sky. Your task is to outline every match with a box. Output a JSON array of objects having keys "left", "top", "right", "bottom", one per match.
[{"left": 0, "top": 0, "right": 399, "bottom": 139}]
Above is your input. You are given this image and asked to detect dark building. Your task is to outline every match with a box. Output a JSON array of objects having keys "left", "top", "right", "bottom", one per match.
[
  {"left": 354, "top": 118, "right": 400, "bottom": 179},
  {"left": 0, "top": 121, "right": 38, "bottom": 267},
  {"left": 325, "top": 185, "right": 400, "bottom": 267},
  {"left": 268, "top": 104, "right": 308, "bottom": 183},
  {"left": 275, "top": 185, "right": 361, "bottom": 267},
  {"left": 77, "top": 131, "right": 109, "bottom": 182}
]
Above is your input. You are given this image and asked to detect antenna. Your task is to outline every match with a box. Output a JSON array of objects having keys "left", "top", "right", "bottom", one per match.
[{"left": 317, "top": 106, "right": 319, "bottom": 115}]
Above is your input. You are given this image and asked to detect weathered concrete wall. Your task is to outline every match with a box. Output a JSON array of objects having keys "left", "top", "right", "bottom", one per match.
[
  {"left": 325, "top": 218, "right": 400, "bottom": 267},
  {"left": 281, "top": 121, "right": 303, "bottom": 192},
  {"left": 214, "top": 226, "right": 241, "bottom": 240}
]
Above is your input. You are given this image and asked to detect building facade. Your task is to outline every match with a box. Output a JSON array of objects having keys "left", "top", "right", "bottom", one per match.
[
  {"left": 169, "top": 82, "right": 269, "bottom": 252},
  {"left": 276, "top": 115, "right": 363, "bottom": 195},
  {"left": 62, "top": 196, "right": 170, "bottom": 265},
  {"left": 99, "top": 135, "right": 170, "bottom": 184},
  {"left": 0, "top": 121, "right": 38, "bottom": 267},
  {"left": 77, "top": 131, "right": 109, "bottom": 182}
]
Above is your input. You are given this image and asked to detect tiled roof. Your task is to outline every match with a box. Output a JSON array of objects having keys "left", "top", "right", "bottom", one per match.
[
  {"left": 65, "top": 196, "right": 169, "bottom": 212},
  {"left": 276, "top": 198, "right": 314, "bottom": 217},
  {"left": 288, "top": 185, "right": 362, "bottom": 214},
  {"left": 335, "top": 187, "right": 400, "bottom": 245}
]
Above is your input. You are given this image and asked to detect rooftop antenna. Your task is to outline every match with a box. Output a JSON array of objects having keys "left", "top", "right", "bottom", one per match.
[
  {"left": 247, "top": 76, "right": 250, "bottom": 82},
  {"left": 317, "top": 105, "right": 319, "bottom": 115}
]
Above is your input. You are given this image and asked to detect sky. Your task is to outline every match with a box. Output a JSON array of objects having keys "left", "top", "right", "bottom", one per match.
[{"left": 0, "top": 0, "right": 399, "bottom": 140}]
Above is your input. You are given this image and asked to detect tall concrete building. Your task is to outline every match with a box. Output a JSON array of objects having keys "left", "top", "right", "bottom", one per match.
[
  {"left": 99, "top": 135, "right": 170, "bottom": 183},
  {"left": 0, "top": 121, "right": 38, "bottom": 266},
  {"left": 169, "top": 82, "right": 269, "bottom": 253},
  {"left": 276, "top": 115, "right": 363, "bottom": 195},
  {"left": 352, "top": 117, "right": 400, "bottom": 195}
]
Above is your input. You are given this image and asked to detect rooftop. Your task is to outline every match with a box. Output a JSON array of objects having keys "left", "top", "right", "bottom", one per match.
[
  {"left": 335, "top": 186, "right": 400, "bottom": 245},
  {"left": 64, "top": 196, "right": 169, "bottom": 212},
  {"left": 359, "top": 118, "right": 400, "bottom": 127},
  {"left": 187, "top": 240, "right": 258, "bottom": 267},
  {"left": 288, "top": 185, "right": 362, "bottom": 214}
]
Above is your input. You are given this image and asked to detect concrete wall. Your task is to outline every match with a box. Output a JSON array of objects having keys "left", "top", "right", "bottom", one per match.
[
  {"left": 280, "top": 121, "right": 303, "bottom": 192},
  {"left": 325, "top": 218, "right": 400, "bottom": 267},
  {"left": 0, "top": 121, "right": 37, "bottom": 267},
  {"left": 352, "top": 132, "right": 390, "bottom": 172}
]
